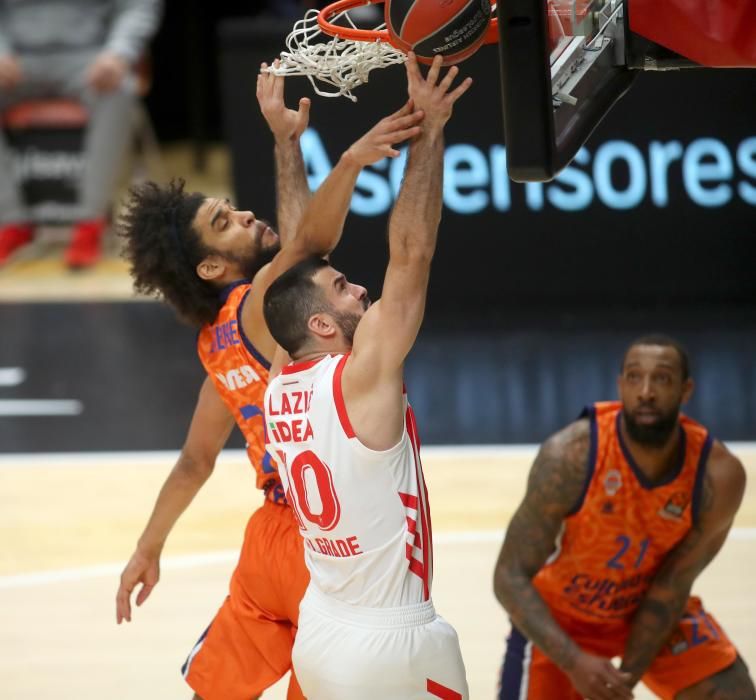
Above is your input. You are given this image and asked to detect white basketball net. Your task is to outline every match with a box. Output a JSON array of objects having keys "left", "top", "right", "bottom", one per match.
[{"left": 269, "top": 7, "right": 406, "bottom": 102}]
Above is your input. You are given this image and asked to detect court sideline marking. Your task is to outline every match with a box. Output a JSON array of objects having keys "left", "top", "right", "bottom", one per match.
[
  {"left": 3, "top": 446, "right": 755, "bottom": 589},
  {"left": 1, "top": 443, "right": 755, "bottom": 467},
  {"left": 2, "top": 528, "right": 756, "bottom": 590}
]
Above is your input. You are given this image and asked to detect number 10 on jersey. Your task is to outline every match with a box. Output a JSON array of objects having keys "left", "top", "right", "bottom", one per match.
[{"left": 277, "top": 449, "right": 342, "bottom": 532}]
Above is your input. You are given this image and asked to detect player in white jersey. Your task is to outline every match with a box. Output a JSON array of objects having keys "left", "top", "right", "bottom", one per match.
[{"left": 262, "top": 53, "right": 472, "bottom": 700}]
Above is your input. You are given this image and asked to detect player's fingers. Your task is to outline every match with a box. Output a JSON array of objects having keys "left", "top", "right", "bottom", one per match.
[
  {"left": 598, "top": 672, "right": 633, "bottom": 700},
  {"left": 589, "top": 681, "right": 616, "bottom": 700},
  {"left": 135, "top": 582, "right": 154, "bottom": 607},
  {"left": 399, "top": 98, "right": 415, "bottom": 115},
  {"left": 273, "top": 59, "right": 284, "bottom": 99},
  {"left": 385, "top": 147, "right": 401, "bottom": 158},
  {"left": 405, "top": 51, "right": 421, "bottom": 84},
  {"left": 610, "top": 679, "right": 634, "bottom": 700},
  {"left": 603, "top": 663, "right": 634, "bottom": 690},
  {"left": 382, "top": 111, "right": 423, "bottom": 137},
  {"left": 115, "top": 587, "right": 132, "bottom": 624},
  {"left": 259, "top": 62, "right": 271, "bottom": 93},
  {"left": 389, "top": 125, "right": 421, "bottom": 143},
  {"left": 298, "top": 97, "right": 311, "bottom": 119},
  {"left": 387, "top": 112, "right": 424, "bottom": 131},
  {"left": 427, "top": 54, "right": 443, "bottom": 86},
  {"left": 447, "top": 76, "right": 473, "bottom": 102},
  {"left": 607, "top": 683, "right": 634, "bottom": 700},
  {"left": 438, "top": 65, "right": 459, "bottom": 93},
  {"left": 387, "top": 99, "right": 413, "bottom": 120}
]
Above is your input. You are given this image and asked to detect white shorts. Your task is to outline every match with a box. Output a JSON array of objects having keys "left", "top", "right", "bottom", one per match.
[{"left": 293, "top": 586, "right": 469, "bottom": 700}]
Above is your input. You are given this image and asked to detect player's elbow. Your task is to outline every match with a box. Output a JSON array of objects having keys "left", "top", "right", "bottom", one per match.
[
  {"left": 291, "top": 225, "right": 334, "bottom": 256},
  {"left": 493, "top": 556, "right": 527, "bottom": 611},
  {"left": 391, "top": 237, "right": 435, "bottom": 268},
  {"left": 176, "top": 450, "right": 216, "bottom": 484}
]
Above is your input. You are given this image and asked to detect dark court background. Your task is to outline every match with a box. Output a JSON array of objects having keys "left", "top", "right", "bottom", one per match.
[{"left": 0, "top": 6, "right": 754, "bottom": 451}]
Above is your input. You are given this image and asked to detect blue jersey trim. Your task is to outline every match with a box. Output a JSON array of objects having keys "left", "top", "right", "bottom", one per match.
[
  {"left": 691, "top": 433, "right": 714, "bottom": 526},
  {"left": 236, "top": 289, "right": 271, "bottom": 371},
  {"left": 499, "top": 625, "right": 530, "bottom": 700},
  {"left": 566, "top": 405, "right": 598, "bottom": 517},
  {"left": 181, "top": 622, "right": 211, "bottom": 677},
  {"left": 218, "top": 278, "right": 248, "bottom": 303},
  {"left": 616, "top": 411, "right": 686, "bottom": 489}
]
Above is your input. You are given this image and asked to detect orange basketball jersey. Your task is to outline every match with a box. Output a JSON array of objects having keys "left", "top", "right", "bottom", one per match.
[
  {"left": 197, "top": 281, "right": 283, "bottom": 503},
  {"left": 534, "top": 401, "right": 712, "bottom": 628}
]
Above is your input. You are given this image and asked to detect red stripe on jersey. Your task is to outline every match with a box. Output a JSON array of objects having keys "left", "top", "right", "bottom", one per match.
[
  {"left": 399, "top": 492, "right": 419, "bottom": 509},
  {"left": 281, "top": 356, "right": 325, "bottom": 375},
  {"left": 427, "top": 679, "right": 463, "bottom": 699},
  {"left": 406, "top": 405, "right": 431, "bottom": 600},
  {"left": 332, "top": 353, "right": 355, "bottom": 438},
  {"left": 407, "top": 554, "right": 425, "bottom": 579}
]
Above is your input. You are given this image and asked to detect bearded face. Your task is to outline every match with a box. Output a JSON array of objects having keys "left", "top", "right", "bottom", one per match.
[
  {"left": 330, "top": 293, "right": 371, "bottom": 345},
  {"left": 622, "top": 403, "right": 681, "bottom": 447},
  {"left": 216, "top": 220, "right": 281, "bottom": 281},
  {"left": 618, "top": 344, "right": 692, "bottom": 449}
]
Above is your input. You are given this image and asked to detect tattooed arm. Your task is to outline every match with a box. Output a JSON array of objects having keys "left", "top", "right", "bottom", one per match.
[
  {"left": 620, "top": 441, "right": 746, "bottom": 686},
  {"left": 494, "top": 420, "right": 634, "bottom": 700}
]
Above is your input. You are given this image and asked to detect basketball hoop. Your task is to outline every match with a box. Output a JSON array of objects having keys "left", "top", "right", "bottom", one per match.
[{"left": 270, "top": 0, "right": 499, "bottom": 101}]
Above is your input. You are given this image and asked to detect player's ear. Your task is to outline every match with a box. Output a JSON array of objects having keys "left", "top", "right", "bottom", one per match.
[
  {"left": 681, "top": 377, "right": 694, "bottom": 404},
  {"left": 307, "top": 313, "right": 336, "bottom": 340},
  {"left": 196, "top": 255, "right": 225, "bottom": 282}
]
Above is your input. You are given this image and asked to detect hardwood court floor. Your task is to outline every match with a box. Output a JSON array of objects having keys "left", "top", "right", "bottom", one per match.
[{"left": 1, "top": 447, "right": 755, "bottom": 699}]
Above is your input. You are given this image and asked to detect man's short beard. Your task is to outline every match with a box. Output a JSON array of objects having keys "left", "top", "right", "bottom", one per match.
[
  {"left": 221, "top": 239, "right": 281, "bottom": 281},
  {"left": 332, "top": 309, "right": 362, "bottom": 345},
  {"left": 624, "top": 409, "right": 680, "bottom": 447}
]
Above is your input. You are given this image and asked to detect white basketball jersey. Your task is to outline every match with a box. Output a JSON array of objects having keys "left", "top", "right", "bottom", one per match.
[{"left": 264, "top": 353, "right": 432, "bottom": 608}]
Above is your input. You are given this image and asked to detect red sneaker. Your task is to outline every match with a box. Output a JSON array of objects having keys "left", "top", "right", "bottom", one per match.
[
  {"left": 65, "top": 219, "right": 106, "bottom": 269},
  {"left": 0, "top": 223, "right": 34, "bottom": 265}
]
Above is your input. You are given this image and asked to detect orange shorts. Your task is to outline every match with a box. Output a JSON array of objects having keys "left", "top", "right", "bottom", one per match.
[
  {"left": 182, "top": 499, "right": 309, "bottom": 700},
  {"left": 499, "top": 597, "right": 737, "bottom": 700}
]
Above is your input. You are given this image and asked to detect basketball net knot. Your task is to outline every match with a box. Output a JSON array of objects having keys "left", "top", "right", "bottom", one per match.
[{"left": 268, "top": 8, "right": 406, "bottom": 102}]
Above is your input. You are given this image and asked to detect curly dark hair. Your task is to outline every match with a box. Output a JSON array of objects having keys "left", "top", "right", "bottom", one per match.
[{"left": 118, "top": 179, "right": 222, "bottom": 327}]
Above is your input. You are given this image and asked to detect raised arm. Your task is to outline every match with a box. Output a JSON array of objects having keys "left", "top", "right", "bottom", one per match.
[
  {"left": 295, "top": 100, "right": 424, "bottom": 256},
  {"left": 116, "top": 376, "right": 234, "bottom": 623},
  {"left": 342, "top": 54, "right": 471, "bottom": 450},
  {"left": 619, "top": 442, "right": 746, "bottom": 686},
  {"left": 243, "top": 99, "right": 424, "bottom": 354},
  {"left": 493, "top": 421, "right": 634, "bottom": 700},
  {"left": 257, "top": 63, "right": 311, "bottom": 247}
]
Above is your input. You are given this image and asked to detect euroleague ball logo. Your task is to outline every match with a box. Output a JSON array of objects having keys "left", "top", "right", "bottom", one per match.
[{"left": 388, "top": 0, "right": 491, "bottom": 64}]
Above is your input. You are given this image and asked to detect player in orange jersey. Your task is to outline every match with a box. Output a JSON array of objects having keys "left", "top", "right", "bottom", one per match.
[
  {"left": 494, "top": 335, "right": 755, "bottom": 700},
  {"left": 114, "top": 65, "right": 424, "bottom": 700}
]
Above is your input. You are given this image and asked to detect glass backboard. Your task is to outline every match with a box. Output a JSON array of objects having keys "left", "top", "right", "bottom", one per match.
[{"left": 497, "top": 0, "right": 636, "bottom": 182}]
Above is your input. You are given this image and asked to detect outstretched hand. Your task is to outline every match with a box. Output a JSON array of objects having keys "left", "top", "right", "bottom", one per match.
[
  {"left": 345, "top": 100, "right": 424, "bottom": 167},
  {"left": 405, "top": 53, "right": 472, "bottom": 131},
  {"left": 115, "top": 549, "right": 160, "bottom": 624},
  {"left": 257, "top": 60, "right": 311, "bottom": 142}
]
